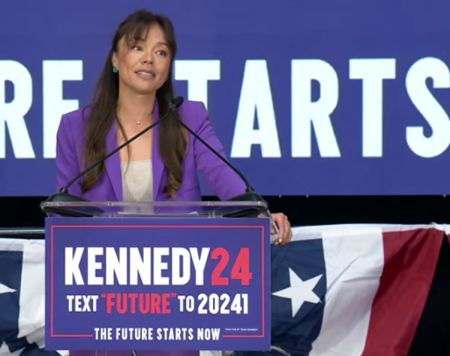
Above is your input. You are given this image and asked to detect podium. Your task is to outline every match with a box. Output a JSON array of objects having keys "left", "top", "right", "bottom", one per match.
[{"left": 41, "top": 200, "right": 272, "bottom": 352}]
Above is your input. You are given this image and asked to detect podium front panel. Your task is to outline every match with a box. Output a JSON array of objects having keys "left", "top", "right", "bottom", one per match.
[{"left": 45, "top": 216, "right": 271, "bottom": 351}]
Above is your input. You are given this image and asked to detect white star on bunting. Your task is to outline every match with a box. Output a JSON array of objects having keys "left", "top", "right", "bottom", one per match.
[
  {"left": 272, "top": 268, "right": 322, "bottom": 318},
  {"left": 0, "top": 282, "right": 16, "bottom": 294}
]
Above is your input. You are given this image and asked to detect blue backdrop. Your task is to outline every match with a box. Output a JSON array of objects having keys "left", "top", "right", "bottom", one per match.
[{"left": 1, "top": 0, "right": 449, "bottom": 196}]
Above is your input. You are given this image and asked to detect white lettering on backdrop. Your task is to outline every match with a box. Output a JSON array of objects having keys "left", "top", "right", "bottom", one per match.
[{"left": 0, "top": 57, "right": 449, "bottom": 159}]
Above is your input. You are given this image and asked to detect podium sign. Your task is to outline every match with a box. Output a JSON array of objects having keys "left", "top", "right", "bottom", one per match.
[{"left": 45, "top": 217, "right": 271, "bottom": 351}]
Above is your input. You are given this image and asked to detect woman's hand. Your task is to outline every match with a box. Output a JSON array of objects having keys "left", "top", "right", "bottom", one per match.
[{"left": 271, "top": 213, "right": 292, "bottom": 245}]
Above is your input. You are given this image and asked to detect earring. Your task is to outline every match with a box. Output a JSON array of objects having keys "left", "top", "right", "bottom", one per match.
[{"left": 113, "top": 66, "right": 118, "bottom": 73}]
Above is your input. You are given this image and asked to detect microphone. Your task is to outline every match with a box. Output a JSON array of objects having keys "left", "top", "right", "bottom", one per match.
[
  {"left": 175, "top": 115, "right": 268, "bottom": 217},
  {"left": 41, "top": 96, "right": 184, "bottom": 216}
]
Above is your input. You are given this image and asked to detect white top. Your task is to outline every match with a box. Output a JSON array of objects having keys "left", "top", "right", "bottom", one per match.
[{"left": 120, "top": 160, "right": 153, "bottom": 202}]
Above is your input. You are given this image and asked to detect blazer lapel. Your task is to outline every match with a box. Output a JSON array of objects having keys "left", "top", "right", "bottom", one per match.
[
  {"left": 152, "top": 100, "right": 164, "bottom": 200},
  {"left": 105, "top": 121, "right": 122, "bottom": 201}
]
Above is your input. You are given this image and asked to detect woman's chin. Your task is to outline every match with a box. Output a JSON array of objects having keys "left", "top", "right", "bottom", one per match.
[{"left": 130, "top": 85, "right": 158, "bottom": 96}]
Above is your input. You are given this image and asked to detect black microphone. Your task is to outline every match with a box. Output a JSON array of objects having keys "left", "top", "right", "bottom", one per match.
[
  {"left": 41, "top": 96, "right": 184, "bottom": 216},
  {"left": 175, "top": 115, "right": 268, "bottom": 217}
]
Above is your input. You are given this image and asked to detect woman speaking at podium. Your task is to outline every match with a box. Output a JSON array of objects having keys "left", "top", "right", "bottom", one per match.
[{"left": 55, "top": 8, "right": 292, "bottom": 355}]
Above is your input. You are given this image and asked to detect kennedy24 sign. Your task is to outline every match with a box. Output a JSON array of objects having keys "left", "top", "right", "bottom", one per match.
[{"left": 45, "top": 217, "right": 271, "bottom": 351}]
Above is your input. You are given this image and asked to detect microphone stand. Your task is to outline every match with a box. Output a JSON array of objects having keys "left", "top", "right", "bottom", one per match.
[{"left": 175, "top": 118, "right": 268, "bottom": 217}]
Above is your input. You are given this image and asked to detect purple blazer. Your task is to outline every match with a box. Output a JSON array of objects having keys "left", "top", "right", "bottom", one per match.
[
  {"left": 55, "top": 100, "right": 245, "bottom": 356},
  {"left": 56, "top": 99, "right": 246, "bottom": 203}
]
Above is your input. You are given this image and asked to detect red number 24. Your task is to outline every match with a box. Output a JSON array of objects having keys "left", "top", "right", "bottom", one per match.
[{"left": 211, "top": 247, "right": 252, "bottom": 286}]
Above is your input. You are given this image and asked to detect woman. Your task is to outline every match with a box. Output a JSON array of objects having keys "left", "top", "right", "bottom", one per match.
[{"left": 55, "top": 8, "right": 292, "bottom": 356}]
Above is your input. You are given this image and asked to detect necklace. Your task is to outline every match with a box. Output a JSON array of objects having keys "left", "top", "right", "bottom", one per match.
[
  {"left": 136, "top": 113, "right": 153, "bottom": 125},
  {"left": 116, "top": 109, "right": 152, "bottom": 126}
]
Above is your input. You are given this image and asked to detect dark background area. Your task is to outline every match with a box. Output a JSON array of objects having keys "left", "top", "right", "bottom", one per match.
[
  {"left": 2, "top": 195, "right": 449, "bottom": 355},
  {"left": 5, "top": 195, "right": 450, "bottom": 227}
]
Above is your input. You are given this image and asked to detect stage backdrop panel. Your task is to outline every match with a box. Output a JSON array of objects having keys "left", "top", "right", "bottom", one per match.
[{"left": 1, "top": 0, "right": 449, "bottom": 196}]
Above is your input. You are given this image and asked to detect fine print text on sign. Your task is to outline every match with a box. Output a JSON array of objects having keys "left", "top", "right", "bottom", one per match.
[{"left": 45, "top": 217, "right": 271, "bottom": 351}]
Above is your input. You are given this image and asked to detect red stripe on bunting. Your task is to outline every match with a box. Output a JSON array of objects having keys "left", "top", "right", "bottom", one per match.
[{"left": 361, "top": 228, "right": 443, "bottom": 356}]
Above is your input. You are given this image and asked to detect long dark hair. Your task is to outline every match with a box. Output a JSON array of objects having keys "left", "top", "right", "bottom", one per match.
[{"left": 81, "top": 9, "right": 188, "bottom": 198}]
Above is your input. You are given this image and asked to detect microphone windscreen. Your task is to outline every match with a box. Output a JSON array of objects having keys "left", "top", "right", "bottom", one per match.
[{"left": 173, "top": 96, "right": 184, "bottom": 108}]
